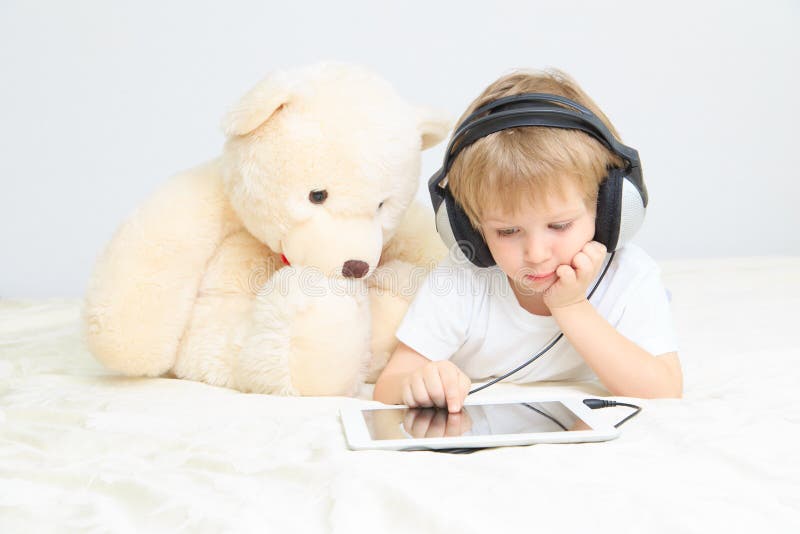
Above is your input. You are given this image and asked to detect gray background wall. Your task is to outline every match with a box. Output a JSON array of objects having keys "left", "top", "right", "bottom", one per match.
[{"left": 1, "top": 0, "right": 798, "bottom": 298}]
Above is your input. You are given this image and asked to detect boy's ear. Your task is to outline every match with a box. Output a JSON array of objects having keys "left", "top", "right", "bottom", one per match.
[
  {"left": 221, "top": 70, "right": 294, "bottom": 137},
  {"left": 416, "top": 107, "right": 452, "bottom": 150}
]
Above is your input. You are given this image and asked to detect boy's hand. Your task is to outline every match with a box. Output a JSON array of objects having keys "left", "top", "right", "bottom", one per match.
[
  {"left": 400, "top": 360, "right": 471, "bottom": 413},
  {"left": 543, "top": 241, "right": 607, "bottom": 311}
]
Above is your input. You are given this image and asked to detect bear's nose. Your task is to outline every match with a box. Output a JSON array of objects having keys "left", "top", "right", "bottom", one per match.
[{"left": 342, "top": 260, "right": 369, "bottom": 279}]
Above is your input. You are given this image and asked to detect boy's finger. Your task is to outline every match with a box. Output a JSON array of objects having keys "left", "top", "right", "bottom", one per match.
[
  {"left": 587, "top": 242, "right": 607, "bottom": 265},
  {"left": 402, "top": 386, "right": 416, "bottom": 408},
  {"left": 590, "top": 241, "right": 608, "bottom": 256},
  {"left": 556, "top": 264, "right": 576, "bottom": 284},
  {"left": 439, "top": 365, "right": 463, "bottom": 413},
  {"left": 572, "top": 251, "right": 592, "bottom": 273},
  {"left": 410, "top": 374, "right": 434, "bottom": 407},
  {"left": 422, "top": 365, "right": 447, "bottom": 408}
]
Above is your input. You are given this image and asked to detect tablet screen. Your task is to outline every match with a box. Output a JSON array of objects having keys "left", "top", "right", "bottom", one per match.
[{"left": 362, "top": 401, "right": 592, "bottom": 441}]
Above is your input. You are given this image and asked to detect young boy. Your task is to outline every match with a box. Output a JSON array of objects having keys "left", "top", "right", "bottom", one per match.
[{"left": 373, "top": 69, "right": 683, "bottom": 413}]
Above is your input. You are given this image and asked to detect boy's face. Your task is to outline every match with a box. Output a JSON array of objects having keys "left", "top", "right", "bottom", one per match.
[{"left": 480, "top": 180, "right": 596, "bottom": 297}]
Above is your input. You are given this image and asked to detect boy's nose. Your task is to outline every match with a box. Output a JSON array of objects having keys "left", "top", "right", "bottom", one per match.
[{"left": 524, "top": 236, "right": 551, "bottom": 264}]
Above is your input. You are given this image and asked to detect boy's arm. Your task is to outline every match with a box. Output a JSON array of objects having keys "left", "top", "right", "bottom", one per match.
[
  {"left": 544, "top": 242, "right": 682, "bottom": 398},
  {"left": 551, "top": 300, "right": 683, "bottom": 398}
]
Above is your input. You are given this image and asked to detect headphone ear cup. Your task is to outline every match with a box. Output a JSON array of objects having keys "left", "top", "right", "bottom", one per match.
[
  {"left": 443, "top": 189, "right": 495, "bottom": 267},
  {"left": 616, "top": 171, "right": 647, "bottom": 248},
  {"left": 594, "top": 169, "right": 624, "bottom": 250},
  {"left": 594, "top": 167, "right": 647, "bottom": 251}
]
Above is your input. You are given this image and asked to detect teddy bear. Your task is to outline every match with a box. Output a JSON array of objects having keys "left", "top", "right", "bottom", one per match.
[{"left": 83, "top": 62, "right": 450, "bottom": 396}]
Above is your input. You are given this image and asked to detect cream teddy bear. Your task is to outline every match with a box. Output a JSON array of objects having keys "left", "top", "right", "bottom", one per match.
[{"left": 84, "top": 62, "right": 450, "bottom": 396}]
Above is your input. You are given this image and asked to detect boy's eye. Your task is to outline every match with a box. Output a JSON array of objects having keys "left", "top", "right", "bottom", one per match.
[
  {"left": 549, "top": 222, "right": 574, "bottom": 231},
  {"left": 497, "top": 228, "right": 519, "bottom": 237}
]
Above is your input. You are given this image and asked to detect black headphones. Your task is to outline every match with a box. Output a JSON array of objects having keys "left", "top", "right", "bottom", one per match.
[{"left": 428, "top": 93, "right": 648, "bottom": 268}]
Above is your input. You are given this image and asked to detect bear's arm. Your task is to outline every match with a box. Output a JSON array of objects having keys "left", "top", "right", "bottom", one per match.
[{"left": 83, "top": 159, "right": 242, "bottom": 376}]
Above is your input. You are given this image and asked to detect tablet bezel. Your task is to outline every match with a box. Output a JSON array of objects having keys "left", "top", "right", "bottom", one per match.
[{"left": 340, "top": 395, "right": 621, "bottom": 451}]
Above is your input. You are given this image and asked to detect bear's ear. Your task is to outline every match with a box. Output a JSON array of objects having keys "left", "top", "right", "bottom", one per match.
[
  {"left": 416, "top": 107, "right": 452, "bottom": 150},
  {"left": 221, "top": 71, "right": 294, "bottom": 137}
]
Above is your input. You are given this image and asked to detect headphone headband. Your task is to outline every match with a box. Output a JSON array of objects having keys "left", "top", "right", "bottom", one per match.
[
  {"left": 450, "top": 108, "right": 638, "bottom": 170},
  {"left": 452, "top": 93, "right": 597, "bottom": 140},
  {"left": 429, "top": 93, "right": 646, "bottom": 212}
]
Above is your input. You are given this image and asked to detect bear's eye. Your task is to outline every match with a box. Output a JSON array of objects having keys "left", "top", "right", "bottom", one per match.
[
  {"left": 309, "top": 189, "right": 328, "bottom": 204},
  {"left": 378, "top": 200, "right": 385, "bottom": 209}
]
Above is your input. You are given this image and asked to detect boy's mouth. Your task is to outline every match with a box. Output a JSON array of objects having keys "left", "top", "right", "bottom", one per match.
[{"left": 525, "top": 271, "right": 555, "bottom": 282}]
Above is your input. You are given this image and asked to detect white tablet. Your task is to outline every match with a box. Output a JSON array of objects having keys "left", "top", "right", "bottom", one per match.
[{"left": 340, "top": 396, "right": 621, "bottom": 451}]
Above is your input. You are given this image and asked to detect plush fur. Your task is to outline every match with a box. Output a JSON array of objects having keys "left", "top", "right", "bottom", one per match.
[{"left": 83, "top": 63, "right": 450, "bottom": 396}]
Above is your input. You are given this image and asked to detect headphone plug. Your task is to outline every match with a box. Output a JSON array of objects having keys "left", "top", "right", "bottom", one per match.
[
  {"left": 583, "top": 398, "right": 618, "bottom": 409},
  {"left": 582, "top": 398, "right": 643, "bottom": 428}
]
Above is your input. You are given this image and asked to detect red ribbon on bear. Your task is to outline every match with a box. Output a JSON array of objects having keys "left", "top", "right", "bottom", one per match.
[{"left": 280, "top": 254, "right": 290, "bottom": 266}]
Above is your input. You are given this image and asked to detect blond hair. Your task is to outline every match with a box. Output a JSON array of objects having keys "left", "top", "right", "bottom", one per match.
[{"left": 447, "top": 68, "right": 623, "bottom": 231}]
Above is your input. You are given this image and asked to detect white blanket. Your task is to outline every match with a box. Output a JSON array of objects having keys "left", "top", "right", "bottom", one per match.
[{"left": 1, "top": 257, "right": 799, "bottom": 533}]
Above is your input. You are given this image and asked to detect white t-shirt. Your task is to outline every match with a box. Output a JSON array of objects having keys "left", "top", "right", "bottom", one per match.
[{"left": 395, "top": 243, "right": 678, "bottom": 384}]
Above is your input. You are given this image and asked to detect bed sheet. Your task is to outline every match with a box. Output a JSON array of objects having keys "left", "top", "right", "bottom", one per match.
[{"left": 1, "top": 257, "right": 799, "bottom": 533}]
